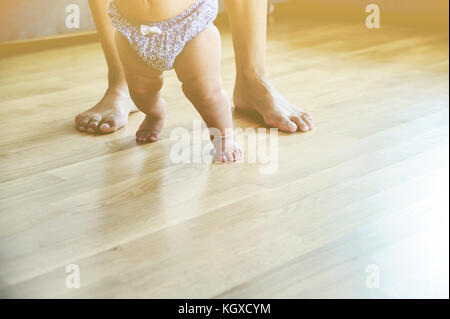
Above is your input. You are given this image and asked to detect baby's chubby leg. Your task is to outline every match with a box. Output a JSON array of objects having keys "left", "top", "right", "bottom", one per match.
[
  {"left": 175, "top": 26, "right": 242, "bottom": 163},
  {"left": 115, "top": 32, "right": 166, "bottom": 143}
]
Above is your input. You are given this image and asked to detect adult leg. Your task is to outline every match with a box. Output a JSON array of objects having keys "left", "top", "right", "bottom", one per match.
[
  {"left": 224, "top": 0, "right": 313, "bottom": 132},
  {"left": 75, "top": 0, "right": 137, "bottom": 134}
]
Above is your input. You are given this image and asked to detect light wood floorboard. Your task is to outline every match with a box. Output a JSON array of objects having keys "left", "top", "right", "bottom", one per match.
[{"left": 0, "top": 18, "right": 448, "bottom": 298}]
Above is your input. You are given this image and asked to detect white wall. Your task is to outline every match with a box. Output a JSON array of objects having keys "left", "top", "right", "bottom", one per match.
[
  {"left": 0, "top": 0, "right": 289, "bottom": 43},
  {"left": 0, "top": 0, "right": 95, "bottom": 42}
]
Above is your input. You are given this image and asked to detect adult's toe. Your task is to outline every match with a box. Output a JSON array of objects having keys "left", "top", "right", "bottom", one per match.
[
  {"left": 77, "top": 117, "right": 90, "bottom": 131},
  {"left": 99, "top": 117, "right": 119, "bottom": 133},
  {"left": 265, "top": 113, "right": 297, "bottom": 132},
  {"left": 87, "top": 119, "right": 101, "bottom": 133},
  {"left": 291, "top": 116, "right": 309, "bottom": 132},
  {"left": 301, "top": 114, "right": 313, "bottom": 130}
]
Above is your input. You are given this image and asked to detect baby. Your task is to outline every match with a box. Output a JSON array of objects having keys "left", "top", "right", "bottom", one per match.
[{"left": 109, "top": 0, "right": 242, "bottom": 163}]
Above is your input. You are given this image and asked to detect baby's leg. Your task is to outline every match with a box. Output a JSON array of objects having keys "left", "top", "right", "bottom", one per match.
[
  {"left": 115, "top": 32, "right": 166, "bottom": 143},
  {"left": 174, "top": 26, "right": 242, "bottom": 163}
]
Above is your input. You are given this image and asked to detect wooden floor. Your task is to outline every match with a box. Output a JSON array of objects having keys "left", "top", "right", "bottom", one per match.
[{"left": 0, "top": 17, "right": 449, "bottom": 299}]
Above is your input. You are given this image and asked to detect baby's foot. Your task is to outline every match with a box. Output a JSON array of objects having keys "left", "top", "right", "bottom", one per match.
[
  {"left": 136, "top": 98, "right": 166, "bottom": 143},
  {"left": 212, "top": 136, "right": 243, "bottom": 163}
]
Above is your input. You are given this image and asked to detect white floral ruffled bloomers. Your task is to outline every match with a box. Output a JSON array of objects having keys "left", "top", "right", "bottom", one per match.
[{"left": 109, "top": 0, "right": 219, "bottom": 71}]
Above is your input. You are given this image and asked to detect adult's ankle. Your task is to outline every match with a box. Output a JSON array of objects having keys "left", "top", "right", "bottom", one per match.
[
  {"left": 236, "top": 65, "right": 268, "bottom": 83},
  {"left": 107, "top": 80, "right": 130, "bottom": 97},
  {"left": 107, "top": 71, "right": 129, "bottom": 94}
]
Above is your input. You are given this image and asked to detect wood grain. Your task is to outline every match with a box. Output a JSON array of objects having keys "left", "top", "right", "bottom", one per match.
[{"left": 0, "top": 17, "right": 448, "bottom": 298}]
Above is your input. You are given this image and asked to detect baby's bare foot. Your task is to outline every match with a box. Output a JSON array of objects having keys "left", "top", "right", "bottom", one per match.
[
  {"left": 212, "top": 136, "right": 242, "bottom": 163},
  {"left": 136, "top": 98, "right": 166, "bottom": 143},
  {"left": 75, "top": 88, "right": 138, "bottom": 134},
  {"left": 234, "top": 75, "right": 313, "bottom": 133}
]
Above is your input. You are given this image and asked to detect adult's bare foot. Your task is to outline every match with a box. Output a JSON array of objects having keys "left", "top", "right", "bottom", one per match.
[
  {"left": 75, "top": 87, "right": 138, "bottom": 134},
  {"left": 233, "top": 75, "right": 313, "bottom": 133}
]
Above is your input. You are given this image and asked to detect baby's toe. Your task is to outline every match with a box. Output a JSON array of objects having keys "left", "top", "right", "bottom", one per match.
[
  {"left": 136, "top": 131, "right": 160, "bottom": 143},
  {"left": 149, "top": 132, "right": 160, "bottom": 142},
  {"left": 136, "top": 131, "right": 149, "bottom": 143}
]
